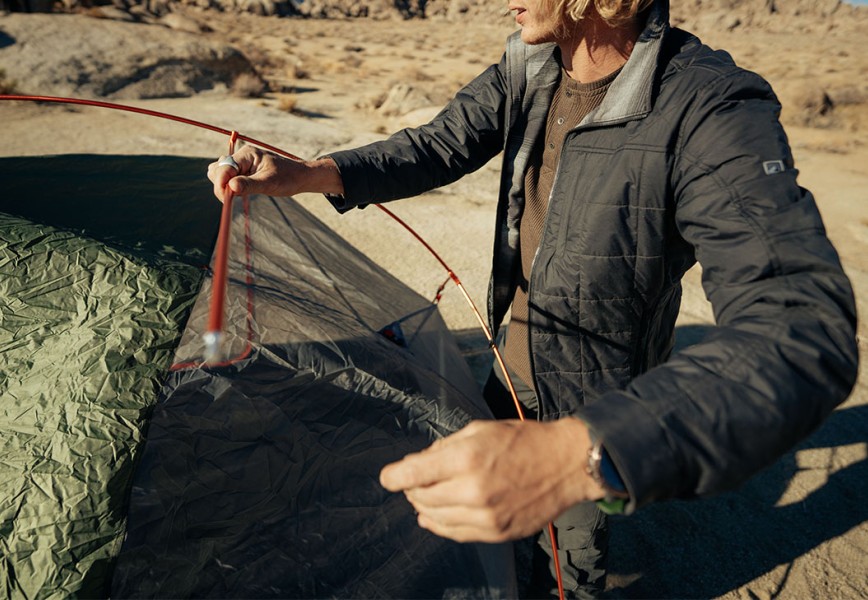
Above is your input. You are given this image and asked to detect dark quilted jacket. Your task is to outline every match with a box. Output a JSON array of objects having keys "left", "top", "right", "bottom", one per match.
[{"left": 327, "top": 0, "right": 858, "bottom": 511}]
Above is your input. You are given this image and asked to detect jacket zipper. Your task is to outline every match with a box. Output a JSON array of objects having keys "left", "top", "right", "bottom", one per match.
[
  {"left": 525, "top": 128, "right": 571, "bottom": 421},
  {"left": 525, "top": 115, "right": 643, "bottom": 418}
]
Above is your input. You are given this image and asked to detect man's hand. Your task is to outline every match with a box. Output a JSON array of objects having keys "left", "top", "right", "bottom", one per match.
[
  {"left": 206, "top": 146, "right": 344, "bottom": 202},
  {"left": 379, "top": 418, "right": 607, "bottom": 543}
]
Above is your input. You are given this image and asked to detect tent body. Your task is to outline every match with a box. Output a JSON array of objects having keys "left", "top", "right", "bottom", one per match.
[
  {"left": 1, "top": 155, "right": 218, "bottom": 598},
  {"left": 0, "top": 155, "right": 515, "bottom": 598}
]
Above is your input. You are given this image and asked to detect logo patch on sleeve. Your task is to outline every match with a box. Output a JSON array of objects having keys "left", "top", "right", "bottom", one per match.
[{"left": 763, "top": 160, "right": 786, "bottom": 175}]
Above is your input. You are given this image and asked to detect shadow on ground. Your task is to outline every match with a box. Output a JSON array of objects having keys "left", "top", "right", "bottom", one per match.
[
  {"left": 0, "top": 31, "right": 15, "bottom": 49},
  {"left": 606, "top": 402, "right": 867, "bottom": 598},
  {"left": 605, "top": 325, "right": 868, "bottom": 598}
]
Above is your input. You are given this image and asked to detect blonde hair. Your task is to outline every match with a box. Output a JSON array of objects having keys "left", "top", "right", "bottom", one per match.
[{"left": 549, "top": 0, "right": 656, "bottom": 27}]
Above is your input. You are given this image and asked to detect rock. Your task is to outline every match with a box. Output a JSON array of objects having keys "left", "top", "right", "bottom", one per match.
[
  {"left": 236, "top": 0, "right": 279, "bottom": 16},
  {"left": 393, "top": 105, "right": 442, "bottom": 129},
  {"left": 160, "top": 11, "right": 210, "bottom": 33},
  {"left": 725, "top": 16, "right": 741, "bottom": 31},
  {"left": 0, "top": 13, "right": 255, "bottom": 99},
  {"left": 791, "top": 85, "right": 836, "bottom": 126},
  {"left": 146, "top": 0, "right": 170, "bottom": 15},
  {"left": 670, "top": 0, "right": 857, "bottom": 33},
  {"left": 375, "top": 83, "right": 432, "bottom": 117},
  {"left": 86, "top": 5, "right": 138, "bottom": 21}
]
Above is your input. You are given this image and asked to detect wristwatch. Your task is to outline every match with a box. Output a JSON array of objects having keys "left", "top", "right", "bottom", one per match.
[{"left": 587, "top": 438, "right": 629, "bottom": 515}]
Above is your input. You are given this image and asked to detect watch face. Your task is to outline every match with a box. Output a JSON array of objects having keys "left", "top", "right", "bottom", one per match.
[
  {"left": 587, "top": 442, "right": 605, "bottom": 485},
  {"left": 590, "top": 442, "right": 628, "bottom": 497}
]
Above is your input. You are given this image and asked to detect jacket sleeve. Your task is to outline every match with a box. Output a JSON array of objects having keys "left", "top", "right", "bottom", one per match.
[
  {"left": 577, "top": 69, "right": 859, "bottom": 513},
  {"left": 324, "top": 55, "right": 508, "bottom": 210}
]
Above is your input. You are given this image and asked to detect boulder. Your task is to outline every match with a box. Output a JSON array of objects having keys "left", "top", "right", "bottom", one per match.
[
  {"left": 159, "top": 11, "right": 211, "bottom": 32},
  {"left": 790, "top": 85, "right": 836, "bottom": 126},
  {"left": 0, "top": 13, "right": 254, "bottom": 98},
  {"left": 374, "top": 83, "right": 433, "bottom": 117},
  {"left": 670, "top": 0, "right": 857, "bottom": 32}
]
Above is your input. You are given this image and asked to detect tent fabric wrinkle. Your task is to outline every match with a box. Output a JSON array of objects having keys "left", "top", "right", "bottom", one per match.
[{"left": 0, "top": 216, "right": 204, "bottom": 599}]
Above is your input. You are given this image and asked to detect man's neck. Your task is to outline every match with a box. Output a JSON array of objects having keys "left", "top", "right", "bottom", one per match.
[{"left": 558, "top": 11, "right": 641, "bottom": 83}]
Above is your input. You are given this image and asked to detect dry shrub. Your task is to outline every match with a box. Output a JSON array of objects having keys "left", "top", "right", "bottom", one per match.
[
  {"left": 829, "top": 86, "right": 868, "bottom": 107},
  {"left": 0, "top": 69, "right": 16, "bottom": 94},
  {"left": 788, "top": 86, "right": 836, "bottom": 128},
  {"left": 231, "top": 73, "right": 266, "bottom": 98},
  {"left": 403, "top": 66, "right": 434, "bottom": 82},
  {"left": 243, "top": 47, "right": 272, "bottom": 69},
  {"left": 290, "top": 62, "right": 311, "bottom": 80},
  {"left": 317, "top": 59, "right": 341, "bottom": 74},
  {"left": 318, "top": 55, "right": 366, "bottom": 76},
  {"left": 344, "top": 54, "right": 364, "bottom": 70},
  {"left": 277, "top": 94, "right": 300, "bottom": 114},
  {"left": 359, "top": 90, "right": 388, "bottom": 111}
]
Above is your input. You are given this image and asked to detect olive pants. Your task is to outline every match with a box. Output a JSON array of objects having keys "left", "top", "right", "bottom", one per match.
[{"left": 483, "top": 365, "right": 609, "bottom": 599}]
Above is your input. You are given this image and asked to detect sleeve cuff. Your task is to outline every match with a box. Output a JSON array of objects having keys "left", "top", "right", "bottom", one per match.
[
  {"left": 321, "top": 150, "right": 373, "bottom": 212},
  {"left": 577, "top": 391, "right": 683, "bottom": 514}
]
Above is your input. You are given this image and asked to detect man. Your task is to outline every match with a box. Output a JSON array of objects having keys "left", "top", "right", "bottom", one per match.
[{"left": 208, "top": 0, "right": 858, "bottom": 596}]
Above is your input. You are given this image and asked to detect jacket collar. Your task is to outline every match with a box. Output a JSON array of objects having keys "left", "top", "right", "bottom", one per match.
[
  {"left": 589, "top": 0, "right": 668, "bottom": 125},
  {"left": 520, "top": 0, "right": 669, "bottom": 126}
]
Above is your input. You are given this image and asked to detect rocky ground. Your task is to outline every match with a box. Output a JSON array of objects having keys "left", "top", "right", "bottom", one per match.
[{"left": 1, "top": 1, "right": 867, "bottom": 598}]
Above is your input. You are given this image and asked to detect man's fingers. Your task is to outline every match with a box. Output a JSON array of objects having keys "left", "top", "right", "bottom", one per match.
[
  {"left": 227, "top": 175, "right": 250, "bottom": 195},
  {"left": 409, "top": 483, "right": 558, "bottom": 543},
  {"left": 416, "top": 508, "right": 514, "bottom": 544},
  {"left": 380, "top": 421, "right": 505, "bottom": 492},
  {"left": 208, "top": 156, "right": 241, "bottom": 202},
  {"left": 380, "top": 439, "right": 478, "bottom": 492},
  {"left": 379, "top": 419, "right": 599, "bottom": 544},
  {"left": 380, "top": 450, "right": 448, "bottom": 492},
  {"left": 217, "top": 173, "right": 237, "bottom": 200},
  {"left": 208, "top": 150, "right": 264, "bottom": 200},
  {"left": 404, "top": 475, "right": 501, "bottom": 511},
  {"left": 228, "top": 168, "right": 277, "bottom": 196}
]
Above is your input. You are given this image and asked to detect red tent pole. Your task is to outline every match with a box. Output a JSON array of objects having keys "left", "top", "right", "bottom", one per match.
[{"left": 203, "top": 131, "right": 240, "bottom": 364}]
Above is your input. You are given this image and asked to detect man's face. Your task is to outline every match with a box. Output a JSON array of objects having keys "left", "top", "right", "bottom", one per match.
[{"left": 508, "top": 0, "right": 565, "bottom": 45}]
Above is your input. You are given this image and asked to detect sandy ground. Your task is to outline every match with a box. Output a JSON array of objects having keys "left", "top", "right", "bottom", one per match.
[{"left": 1, "top": 9, "right": 867, "bottom": 599}]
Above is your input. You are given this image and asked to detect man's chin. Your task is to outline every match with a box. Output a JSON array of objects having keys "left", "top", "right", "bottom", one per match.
[
  {"left": 519, "top": 28, "right": 555, "bottom": 45},
  {"left": 520, "top": 30, "right": 542, "bottom": 45}
]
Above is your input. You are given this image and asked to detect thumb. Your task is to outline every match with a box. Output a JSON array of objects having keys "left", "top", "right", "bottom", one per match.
[
  {"left": 228, "top": 175, "right": 255, "bottom": 195},
  {"left": 230, "top": 168, "right": 282, "bottom": 196}
]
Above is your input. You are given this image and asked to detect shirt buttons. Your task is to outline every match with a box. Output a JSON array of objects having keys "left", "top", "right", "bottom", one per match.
[
  {"left": 557, "top": 117, "right": 565, "bottom": 125},
  {"left": 549, "top": 142, "right": 555, "bottom": 149}
]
